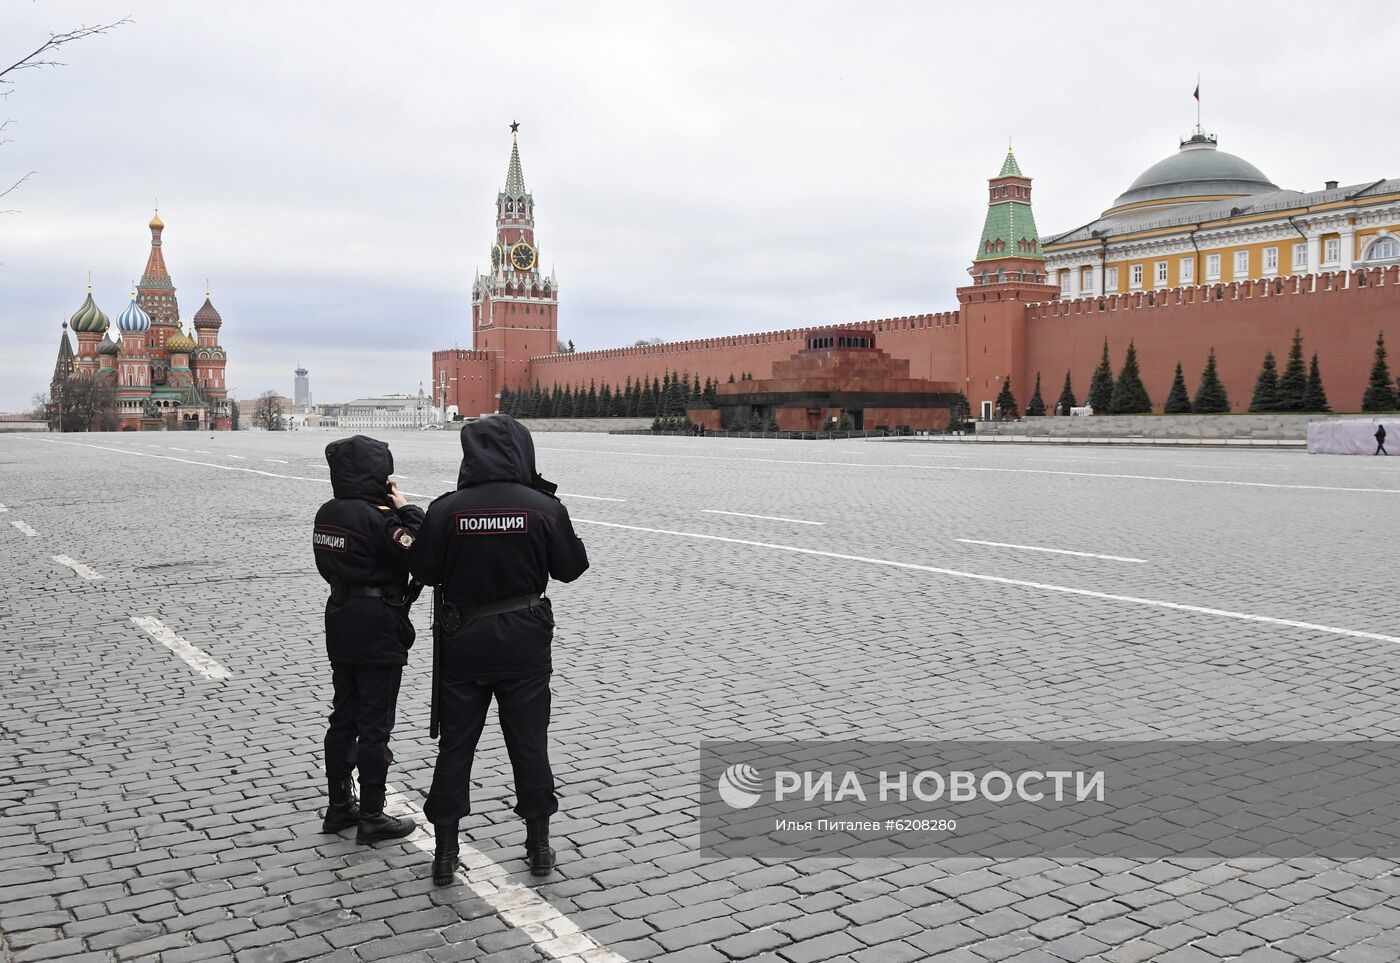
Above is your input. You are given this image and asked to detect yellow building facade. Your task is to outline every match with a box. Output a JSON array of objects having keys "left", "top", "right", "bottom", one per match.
[{"left": 1043, "top": 131, "right": 1400, "bottom": 298}]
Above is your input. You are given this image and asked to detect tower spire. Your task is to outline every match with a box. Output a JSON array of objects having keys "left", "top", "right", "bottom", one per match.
[{"left": 503, "top": 121, "right": 526, "bottom": 198}]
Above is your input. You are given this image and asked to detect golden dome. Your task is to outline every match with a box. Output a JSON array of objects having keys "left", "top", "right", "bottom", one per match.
[
  {"left": 165, "top": 327, "right": 196, "bottom": 354},
  {"left": 149, "top": 209, "right": 164, "bottom": 230}
]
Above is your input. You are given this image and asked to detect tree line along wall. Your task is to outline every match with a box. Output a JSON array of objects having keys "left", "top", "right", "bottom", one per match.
[{"left": 1022, "top": 268, "right": 1400, "bottom": 413}]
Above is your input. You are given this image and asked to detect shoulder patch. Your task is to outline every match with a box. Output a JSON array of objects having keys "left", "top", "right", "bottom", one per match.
[
  {"left": 390, "top": 527, "right": 415, "bottom": 549},
  {"left": 456, "top": 510, "right": 529, "bottom": 535},
  {"left": 377, "top": 505, "right": 391, "bottom": 511}
]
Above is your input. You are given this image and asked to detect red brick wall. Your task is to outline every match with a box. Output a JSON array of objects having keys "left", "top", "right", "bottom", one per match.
[
  {"left": 1024, "top": 268, "right": 1400, "bottom": 413},
  {"left": 431, "top": 349, "right": 496, "bottom": 418}
]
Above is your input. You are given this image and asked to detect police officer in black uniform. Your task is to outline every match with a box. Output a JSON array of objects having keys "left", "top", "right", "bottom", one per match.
[
  {"left": 313, "top": 435, "right": 424, "bottom": 844},
  {"left": 410, "top": 415, "right": 589, "bottom": 884}
]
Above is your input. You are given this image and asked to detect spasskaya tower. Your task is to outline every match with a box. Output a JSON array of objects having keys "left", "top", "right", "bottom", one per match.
[{"left": 472, "top": 122, "right": 559, "bottom": 402}]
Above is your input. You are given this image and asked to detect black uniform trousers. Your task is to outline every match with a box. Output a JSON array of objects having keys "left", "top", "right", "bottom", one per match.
[
  {"left": 325, "top": 662, "right": 403, "bottom": 788},
  {"left": 423, "top": 674, "right": 558, "bottom": 825}
]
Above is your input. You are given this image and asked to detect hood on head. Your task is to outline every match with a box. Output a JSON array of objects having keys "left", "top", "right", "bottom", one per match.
[
  {"left": 326, "top": 435, "right": 393, "bottom": 501},
  {"left": 458, "top": 414, "right": 540, "bottom": 489}
]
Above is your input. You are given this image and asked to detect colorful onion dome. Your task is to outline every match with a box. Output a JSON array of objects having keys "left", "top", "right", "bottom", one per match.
[
  {"left": 117, "top": 296, "right": 151, "bottom": 333},
  {"left": 97, "top": 331, "right": 121, "bottom": 356},
  {"left": 193, "top": 295, "right": 223, "bottom": 328},
  {"left": 69, "top": 290, "right": 110, "bottom": 333},
  {"left": 165, "top": 327, "right": 197, "bottom": 354}
]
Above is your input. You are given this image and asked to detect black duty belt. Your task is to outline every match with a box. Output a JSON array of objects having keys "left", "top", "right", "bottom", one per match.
[
  {"left": 440, "top": 593, "right": 545, "bottom": 634},
  {"left": 346, "top": 586, "right": 390, "bottom": 598}
]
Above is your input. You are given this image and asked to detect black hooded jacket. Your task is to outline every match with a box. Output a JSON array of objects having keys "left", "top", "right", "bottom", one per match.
[
  {"left": 313, "top": 435, "right": 425, "bottom": 665},
  {"left": 409, "top": 416, "right": 589, "bottom": 680}
]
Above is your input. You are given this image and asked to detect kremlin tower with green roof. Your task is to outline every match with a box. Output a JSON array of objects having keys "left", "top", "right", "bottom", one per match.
[
  {"left": 970, "top": 148, "right": 1048, "bottom": 287},
  {"left": 49, "top": 211, "right": 233, "bottom": 431}
]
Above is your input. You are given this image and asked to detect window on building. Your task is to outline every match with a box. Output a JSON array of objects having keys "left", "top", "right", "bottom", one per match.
[
  {"left": 1060, "top": 271, "right": 1070, "bottom": 294},
  {"left": 1206, "top": 254, "right": 1221, "bottom": 281},
  {"left": 1324, "top": 236, "right": 1340, "bottom": 264},
  {"left": 1180, "top": 257, "right": 1195, "bottom": 283},
  {"left": 1155, "top": 260, "right": 1168, "bottom": 287},
  {"left": 1233, "top": 251, "right": 1249, "bottom": 277},
  {"left": 1082, "top": 267, "right": 1095, "bottom": 291},
  {"left": 1365, "top": 236, "right": 1400, "bottom": 261},
  {"left": 1293, "top": 242, "right": 1308, "bottom": 270},
  {"left": 1130, "top": 264, "right": 1144, "bottom": 289},
  {"left": 1105, "top": 266, "right": 1119, "bottom": 292},
  {"left": 1263, "top": 247, "right": 1278, "bottom": 274}
]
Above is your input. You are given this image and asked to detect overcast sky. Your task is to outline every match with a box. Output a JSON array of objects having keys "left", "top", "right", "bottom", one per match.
[{"left": 3, "top": 1, "right": 1397, "bottom": 411}]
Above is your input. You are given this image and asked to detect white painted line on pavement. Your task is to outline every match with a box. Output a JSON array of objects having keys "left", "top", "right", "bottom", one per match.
[
  {"left": 0, "top": 502, "right": 8, "bottom": 512},
  {"left": 264, "top": 458, "right": 289, "bottom": 464},
  {"left": 957, "top": 539, "right": 1146, "bottom": 563},
  {"left": 702, "top": 509, "right": 824, "bottom": 525},
  {"left": 539, "top": 446, "right": 1400, "bottom": 495},
  {"left": 168, "top": 446, "right": 189, "bottom": 452},
  {"left": 192, "top": 449, "right": 211, "bottom": 454},
  {"left": 52, "top": 554, "right": 103, "bottom": 580},
  {"left": 574, "top": 518, "right": 1400, "bottom": 646},
  {"left": 227, "top": 454, "right": 246, "bottom": 459},
  {"left": 559, "top": 492, "right": 627, "bottom": 502},
  {"left": 11, "top": 520, "right": 37, "bottom": 537},
  {"left": 384, "top": 788, "right": 628, "bottom": 963},
  {"left": 130, "top": 616, "right": 231, "bottom": 681},
  {"left": 32, "top": 438, "right": 330, "bottom": 485}
]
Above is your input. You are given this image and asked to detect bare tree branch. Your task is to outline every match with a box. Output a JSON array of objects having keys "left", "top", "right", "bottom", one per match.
[
  {"left": 0, "top": 19, "right": 132, "bottom": 81},
  {"left": 0, "top": 171, "right": 34, "bottom": 200}
]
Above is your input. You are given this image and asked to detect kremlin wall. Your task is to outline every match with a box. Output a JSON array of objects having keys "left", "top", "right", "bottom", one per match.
[{"left": 434, "top": 129, "right": 1400, "bottom": 427}]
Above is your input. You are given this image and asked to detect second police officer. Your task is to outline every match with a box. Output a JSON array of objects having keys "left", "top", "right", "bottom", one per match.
[
  {"left": 313, "top": 435, "right": 424, "bottom": 845},
  {"left": 409, "top": 415, "right": 590, "bottom": 884}
]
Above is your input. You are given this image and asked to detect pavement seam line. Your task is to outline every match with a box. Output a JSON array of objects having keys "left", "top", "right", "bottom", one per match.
[
  {"left": 129, "top": 615, "right": 232, "bottom": 681},
  {"left": 383, "top": 788, "right": 629, "bottom": 962},
  {"left": 573, "top": 518, "right": 1400, "bottom": 646}
]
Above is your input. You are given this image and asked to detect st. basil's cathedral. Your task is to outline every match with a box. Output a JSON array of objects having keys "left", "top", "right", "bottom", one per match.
[{"left": 51, "top": 212, "right": 232, "bottom": 430}]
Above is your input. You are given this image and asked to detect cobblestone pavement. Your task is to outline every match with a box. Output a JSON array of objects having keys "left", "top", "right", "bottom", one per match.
[{"left": 4, "top": 430, "right": 1400, "bottom": 963}]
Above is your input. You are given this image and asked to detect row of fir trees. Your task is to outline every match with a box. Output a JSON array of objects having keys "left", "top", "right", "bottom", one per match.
[
  {"left": 499, "top": 371, "right": 755, "bottom": 420},
  {"left": 992, "top": 331, "right": 1336, "bottom": 418}
]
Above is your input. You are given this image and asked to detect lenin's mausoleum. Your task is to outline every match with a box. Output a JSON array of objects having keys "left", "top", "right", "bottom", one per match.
[{"left": 432, "top": 127, "right": 1400, "bottom": 429}]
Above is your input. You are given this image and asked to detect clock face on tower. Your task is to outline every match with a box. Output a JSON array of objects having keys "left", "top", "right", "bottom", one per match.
[
  {"left": 491, "top": 244, "right": 503, "bottom": 269},
  {"left": 510, "top": 242, "right": 536, "bottom": 271}
]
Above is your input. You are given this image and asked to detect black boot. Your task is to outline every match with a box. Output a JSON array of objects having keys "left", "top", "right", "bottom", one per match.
[
  {"left": 432, "top": 822, "right": 460, "bottom": 886},
  {"left": 525, "top": 817, "right": 555, "bottom": 877},
  {"left": 321, "top": 777, "right": 360, "bottom": 833},
  {"left": 356, "top": 783, "right": 416, "bottom": 845}
]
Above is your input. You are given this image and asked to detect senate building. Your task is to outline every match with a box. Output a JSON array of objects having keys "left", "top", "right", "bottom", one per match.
[{"left": 433, "top": 124, "right": 1400, "bottom": 428}]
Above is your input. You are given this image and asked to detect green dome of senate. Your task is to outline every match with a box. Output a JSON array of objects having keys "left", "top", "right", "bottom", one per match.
[{"left": 69, "top": 290, "right": 110, "bottom": 333}]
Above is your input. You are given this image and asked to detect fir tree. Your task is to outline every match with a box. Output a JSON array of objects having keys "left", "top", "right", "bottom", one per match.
[
  {"left": 650, "top": 376, "right": 662, "bottom": 415},
  {"left": 1302, "top": 352, "right": 1331, "bottom": 412},
  {"left": 727, "top": 373, "right": 736, "bottom": 384},
  {"left": 660, "top": 372, "right": 673, "bottom": 414},
  {"left": 1056, "top": 371, "right": 1077, "bottom": 414},
  {"left": 561, "top": 384, "right": 574, "bottom": 418},
  {"left": 584, "top": 380, "right": 599, "bottom": 418},
  {"left": 1248, "top": 352, "right": 1280, "bottom": 412},
  {"left": 703, "top": 377, "right": 716, "bottom": 406},
  {"left": 1026, "top": 372, "right": 1046, "bottom": 416},
  {"left": 692, "top": 372, "right": 702, "bottom": 402},
  {"left": 1087, "top": 339, "right": 1114, "bottom": 413},
  {"left": 1109, "top": 342, "right": 1153, "bottom": 414},
  {"left": 638, "top": 379, "right": 657, "bottom": 416},
  {"left": 498, "top": 385, "right": 513, "bottom": 415},
  {"left": 1362, "top": 331, "right": 1398, "bottom": 411},
  {"left": 598, "top": 382, "right": 612, "bottom": 416},
  {"left": 1193, "top": 349, "right": 1231, "bottom": 413},
  {"left": 1163, "top": 362, "right": 1192, "bottom": 414},
  {"left": 995, "top": 377, "right": 1019, "bottom": 420},
  {"left": 747, "top": 411, "right": 763, "bottom": 431},
  {"left": 1278, "top": 329, "right": 1307, "bottom": 412}
]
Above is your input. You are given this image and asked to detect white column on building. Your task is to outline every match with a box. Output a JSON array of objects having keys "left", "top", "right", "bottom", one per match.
[
  {"left": 1338, "top": 228, "right": 1356, "bottom": 271},
  {"left": 1306, "top": 232, "right": 1321, "bottom": 275},
  {"left": 1067, "top": 265, "right": 1081, "bottom": 298}
]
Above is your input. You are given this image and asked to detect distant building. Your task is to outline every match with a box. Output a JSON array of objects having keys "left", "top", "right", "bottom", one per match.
[
  {"left": 294, "top": 367, "right": 311, "bottom": 407},
  {"left": 337, "top": 386, "right": 438, "bottom": 430}
]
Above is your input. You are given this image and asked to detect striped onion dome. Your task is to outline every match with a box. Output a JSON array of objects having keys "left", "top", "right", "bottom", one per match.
[
  {"left": 165, "top": 327, "right": 197, "bottom": 355},
  {"left": 117, "top": 297, "right": 151, "bottom": 333},
  {"left": 97, "top": 331, "right": 121, "bottom": 356},
  {"left": 69, "top": 290, "right": 110, "bottom": 333}
]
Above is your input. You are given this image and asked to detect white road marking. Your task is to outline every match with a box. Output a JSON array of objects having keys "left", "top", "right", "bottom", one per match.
[
  {"left": 130, "top": 616, "right": 231, "bottom": 681},
  {"left": 227, "top": 454, "right": 247, "bottom": 459},
  {"left": 264, "top": 458, "right": 289, "bottom": 464},
  {"left": 0, "top": 502, "right": 8, "bottom": 512},
  {"left": 538, "top": 446, "right": 1400, "bottom": 495},
  {"left": 384, "top": 788, "right": 628, "bottom": 963},
  {"left": 957, "top": 538, "right": 1146, "bottom": 563},
  {"left": 702, "top": 509, "right": 823, "bottom": 525},
  {"left": 559, "top": 492, "right": 627, "bottom": 502},
  {"left": 192, "top": 449, "right": 211, "bottom": 454},
  {"left": 574, "top": 519, "right": 1400, "bottom": 645},
  {"left": 168, "top": 446, "right": 189, "bottom": 452},
  {"left": 11, "top": 520, "right": 37, "bottom": 537},
  {"left": 52, "top": 554, "right": 103, "bottom": 580}
]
